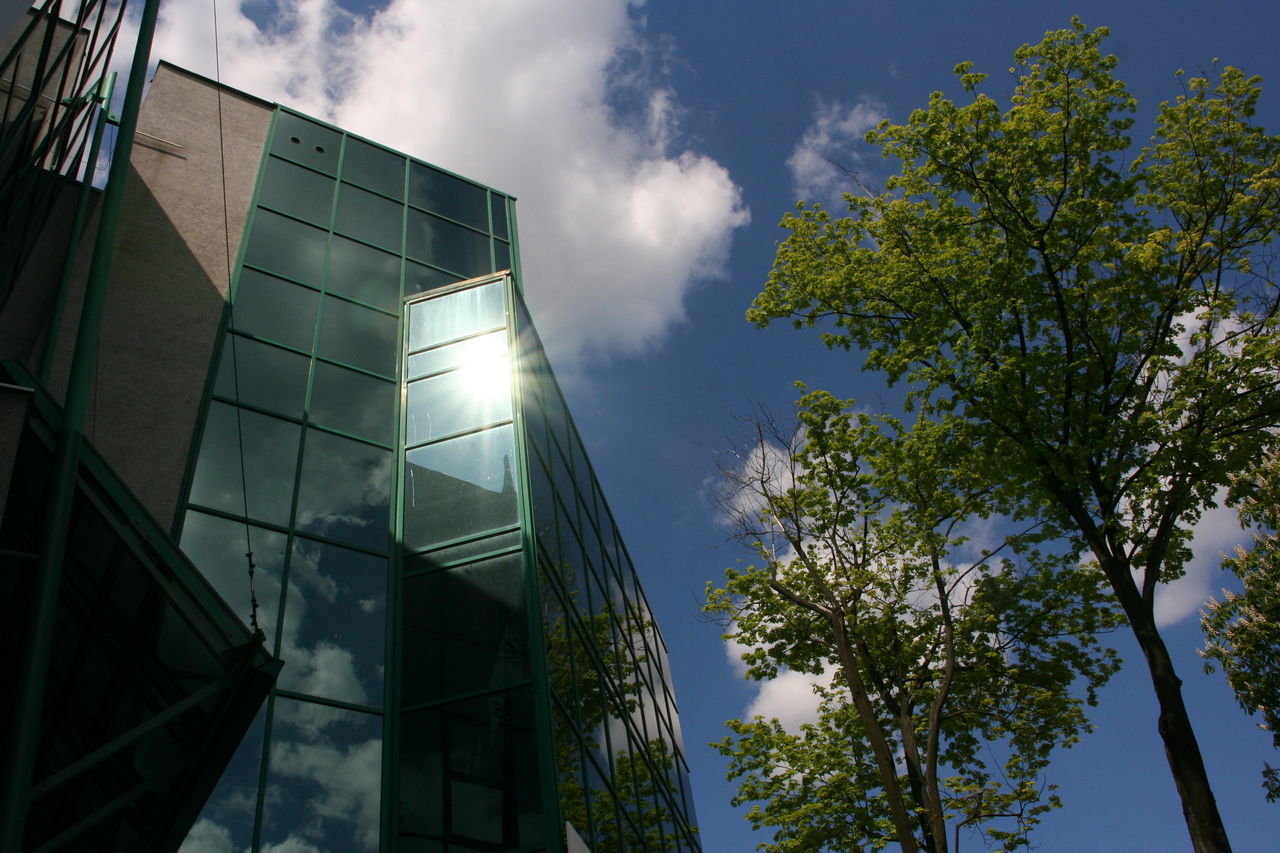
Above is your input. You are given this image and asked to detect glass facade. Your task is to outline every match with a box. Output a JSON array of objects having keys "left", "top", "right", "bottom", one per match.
[{"left": 178, "top": 108, "right": 698, "bottom": 853}]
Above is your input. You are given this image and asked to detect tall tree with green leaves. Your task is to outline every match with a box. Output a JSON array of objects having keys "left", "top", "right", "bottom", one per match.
[
  {"left": 749, "top": 20, "right": 1280, "bottom": 853},
  {"left": 708, "top": 393, "right": 1118, "bottom": 852}
]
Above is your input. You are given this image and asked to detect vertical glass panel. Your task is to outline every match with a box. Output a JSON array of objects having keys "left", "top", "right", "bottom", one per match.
[
  {"left": 490, "top": 194, "right": 509, "bottom": 240},
  {"left": 179, "top": 705, "right": 266, "bottom": 853},
  {"left": 310, "top": 361, "right": 396, "bottom": 445},
  {"left": 403, "top": 424, "right": 517, "bottom": 550},
  {"left": 398, "top": 689, "right": 544, "bottom": 850},
  {"left": 271, "top": 111, "right": 342, "bottom": 175},
  {"left": 407, "top": 329, "right": 506, "bottom": 380},
  {"left": 261, "top": 698, "right": 382, "bottom": 851},
  {"left": 231, "top": 269, "right": 319, "bottom": 352},
  {"left": 494, "top": 239, "right": 511, "bottom": 273},
  {"left": 406, "top": 208, "right": 492, "bottom": 278},
  {"left": 408, "top": 162, "right": 489, "bottom": 231},
  {"left": 295, "top": 429, "right": 392, "bottom": 553},
  {"left": 188, "top": 402, "right": 300, "bottom": 527},
  {"left": 334, "top": 182, "right": 404, "bottom": 253},
  {"left": 279, "top": 537, "right": 387, "bottom": 707},
  {"left": 318, "top": 296, "right": 398, "bottom": 377},
  {"left": 407, "top": 282, "right": 505, "bottom": 351},
  {"left": 243, "top": 209, "right": 328, "bottom": 286},
  {"left": 258, "top": 156, "right": 335, "bottom": 226},
  {"left": 401, "top": 553, "right": 529, "bottom": 706},
  {"left": 179, "top": 510, "right": 286, "bottom": 649},
  {"left": 213, "top": 334, "right": 310, "bottom": 418},
  {"left": 342, "top": 136, "right": 406, "bottom": 199},
  {"left": 326, "top": 234, "right": 401, "bottom": 312},
  {"left": 405, "top": 359, "right": 511, "bottom": 445},
  {"left": 404, "top": 260, "right": 462, "bottom": 297}
]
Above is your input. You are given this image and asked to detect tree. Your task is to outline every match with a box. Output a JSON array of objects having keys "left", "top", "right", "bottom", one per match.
[
  {"left": 707, "top": 392, "right": 1119, "bottom": 852},
  {"left": 749, "top": 20, "right": 1280, "bottom": 853},
  {"left": 1201, "top": 453, "right": 1280, "bottom": 802}
]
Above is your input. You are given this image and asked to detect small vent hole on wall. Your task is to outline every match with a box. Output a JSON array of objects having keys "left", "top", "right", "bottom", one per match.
[
  {"left": 314, "top": 145, "right": 325, "bottom": 154},
  {"left": 289, "top": 136, "right": 301, "bottom": 144}
]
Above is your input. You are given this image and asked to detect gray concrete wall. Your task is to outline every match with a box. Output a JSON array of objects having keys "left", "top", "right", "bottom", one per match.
[{"left": 32, "top": 64, "right": 273, "bottom": 528}]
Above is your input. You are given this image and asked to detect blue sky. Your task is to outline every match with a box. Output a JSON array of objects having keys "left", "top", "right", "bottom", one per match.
[{"left": 122, "top": 1, "right": 1280, "bottom": 849}]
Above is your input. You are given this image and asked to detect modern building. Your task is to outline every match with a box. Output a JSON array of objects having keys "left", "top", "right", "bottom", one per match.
[{"left": 0, "top": 12, "right": 700, "bottom": 853}]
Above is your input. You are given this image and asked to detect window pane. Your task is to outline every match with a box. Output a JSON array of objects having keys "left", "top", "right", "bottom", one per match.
[
  {"left": 310, "top": 361, "right": 396, "bottom": 445},
  {"left": 490, "top": 194, "right": 509, "bottom": 240},
  {"left": 403, "top": 424, "right": 517, "bottom": 550},
  {"left": 179, "top": 706, "right": 266, "bottom": 853},
  {"left": 231, "top": 268, "right": 319, "bottom": 352},
  {"left": 318, "top": 296, "right": 398, "bottom": 377},
  {"left": 261, "top": 699, "right": 381, "bottom": 851},
  {"left": 271, "top": 111, "right": 342, "bottom": 175},
  {"left": 404, "top": 260, "right": 461, "bottom": 297},
  {"left": 407, "top": 282, "right": 505, "bottom": 351},
  {"left": 405, "top": 359, "right": 511, "bottom": 445},
  {"left": 295, "top": 428, "right": 392, "bottom": 553},
  {"left": 326, "top": 234, "right": 401, "bottom": 312},
  {"left": 278, "top": 537, "right": 387, "bottom": 707},
  {"left": 334, "top": 182, "right": 404, "bottom": 253},
  {"left": 213, "top": 334, "right": 310, "bottom": 418},
  {"left": 258, "top": 156, "right": 334, "bottom": 226},
  {"left": 494, "top": 239, "right": 510, "bottom": 273},
  {"left": 400, "top": 553, "right": 529, "bottom": 705},
  {"left": 408, "top": 162, "right": 488, "bottom": 231},
  {"left": 179, "top": 510, "right": 286, "bottom": 649},
  {"left": 343, "top": 136, "right": 405, "bottom": 199},
  {"left": 407, "top": 329, "right": 506, "bottom": 380},
  {"left": 406, "top": 208, "right": 491, "bottom": 278},
  {"left": 187, "top": 402, "right": 299, "bottom": 527},
  {"left": 243, "top": 209, "right": 327, "bottom": 286}
]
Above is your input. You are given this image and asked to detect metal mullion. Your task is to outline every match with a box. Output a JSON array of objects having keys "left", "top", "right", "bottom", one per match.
[
  {"left": 406, "top": 321, "right": 507, "bottom": 359},
  {"left": 271, "top": 688, "right": 382, "bottom": 717},
  {"left": 398, "top": 680, "right": 535, "bottom": 717},
  {"left": 402, "top": 416, "right": 514, "bottom": 455},
  {"left": 313, "top": 351, "right": 398, "bottom": 382},
  {"left": 399, "top": 546, "right": 524, "bottom": 580}
]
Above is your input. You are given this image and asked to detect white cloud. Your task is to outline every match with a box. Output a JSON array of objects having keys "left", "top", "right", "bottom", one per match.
[
  {"left": 138, "top": 0, "right": 747, "bottom": 367},
  {"left": 787, "top": 97, "right": 885, "bottom": 204},
  {"left": 178, "top": 819, "right": 232, "bottom": 853},
  {"left": 745, "top": 665, "right": 835, "bottom": 733},
  {"left": 1154, "top": 491, "right": 1245, "bottom": 627}
]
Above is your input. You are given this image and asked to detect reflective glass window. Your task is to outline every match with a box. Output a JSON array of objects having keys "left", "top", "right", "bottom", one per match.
[
  {"left": 317, "top": 296, "right": 398, "bottom": 377},
  {"left": 231, "top": 268, "right": 319, "bottom": 352},
  {"left": 295, "top": 429, "right": 392, "bottom": 552},
  {"left": 405, "top": 359, "right": 511, "bottom": 445},
  {"left": 270, "top": 111, "right": 342, "bottom": 175},
  {"left": 406, "top": 208, "right": 491, "bottom": 278},
  {"left": 179, "top": 706, "right": 266, "bottom": 852},
  {"left": 403, "top": 424, "right": 517, "bottom": 550},
  {"left": 213, "top": 334, "right": 310, "bottom": 418},
  {"left": 407, "top": 282, "right": 505, "bottom": 351},
  {"left": 408, "top": 162, "right": 488, "bottom": 231},
  {"left": 261, "top": 699, "right": 382, "bottom": 850},
  {"left": 406, "top": 329, "right": 505, "bottom": 380},
  {"left": 326, "top": 234, "right": 401, "bottom": 312},
  {"left": 494, "top": 239, "right": 511, "bottom": 273},
  {"left": 400, "top": 553, "right": 529, "bottom": 706},
  {"left": 243, "top": 209, "right": 328, "bottom": 286},
  {"left": 278, "top": 537, "right": 387, "bottom": 707},
  {"left": 310, "top": 361, "right": 396, "bottom": 445},
  {"left": 404, "top": 260, "right": 462, "bottom": 297},
  {"left": 258, "top": 156, "right": 335, "bottom": 226},
  {"left": 402, "top": 529, "right": 522, "bottom": 573},
  {"left": 180, "top": 510, "right": 286, "bottom": 649},
  {"left": 188, "top": 402, "right": 299, "bottom": 527},
  {"left": 334, "top": 182, "right": 404, "bottom": 253},
  {"left": 490, "top": 194, "right": 509, "bottom": 240},
  {"left": 342, "top": 136, "right": 406, "bottom": 200}
]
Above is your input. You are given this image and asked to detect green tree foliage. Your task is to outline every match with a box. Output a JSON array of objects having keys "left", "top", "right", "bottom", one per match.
[
  {"left": 748, "top": 19, "right": 1280, "bottom": 853},
  {"left": 1202, "top": 454, "right": 1280, "bottom": 802},
  {"left": 708, "top": 392, "right": 1119, "bottom": 852}
]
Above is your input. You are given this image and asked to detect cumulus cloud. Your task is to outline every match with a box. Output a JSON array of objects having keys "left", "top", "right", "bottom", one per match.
[
  {"left": 1153, "top": 491, "right": 1245, "bottom": 627},
  {"left": 135, "top": 0, "right": 747, "bottom": 367},
  {"left": 787, "top": 97, "right": 885, "bottom": 204}
]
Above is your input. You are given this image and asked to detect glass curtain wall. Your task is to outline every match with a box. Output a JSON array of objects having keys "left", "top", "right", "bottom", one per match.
[{"left": 176, "top": 108, "right": 514, "bottom": 853}]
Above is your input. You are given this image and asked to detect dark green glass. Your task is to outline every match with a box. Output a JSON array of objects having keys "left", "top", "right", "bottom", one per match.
[
  {"left": 326, "top": 234, "right": 401, "bottom": 312},
  {"left": 404, "top": 260, "right": 462, "bottom": 297},
  {"left": 243, "top": 209, "right": 328, "bottom": 286},
  {"left": 179, "top": 510, "right": 287, "bottom": 649},
  {"left": 310, "top": 360, "right": 396, "bottom": 445},
  {"left": 213, "top": 333, "right": 310, "bottom": 418},
  {"left": 490, "top": 193, "right": 509, "bottom": 240},
  {"left": 334, "top": 182, "right": 404, "bottom": 253},
  {"left": 258, "top": 156, "right": 335, "bottom": 226},
  {"left": 231, "top": 268, "right": 319, "bottom": 351},
  {"left": 408, "top": 161, "right": 488, "bottom": 231},
  {"left": 342, "top": 136, "right": 406, "bottom": 200},
  {"left": 406, "top": 208, "right": 491, "bottom": 278},
  {"left": 494, "top": 239, "right": 511, "bottom": 273},
  {"left": 270, "top": 111, "right": 342, "bottom": 175},
  {"left": 187, "top": 402, "right": 300, "bottom": 527},
  {"left": 317, "top": 296, "right": 398, "bottom": 377},
  {"left": 295, "top": 428, "right": 392, "bottom": 553},
  {"left": 403, "top": 529, "right": 521, "bottom": 573}
]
